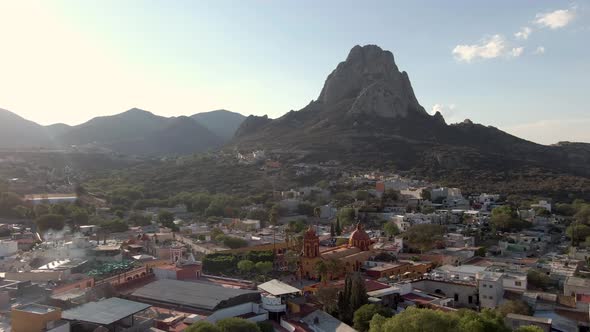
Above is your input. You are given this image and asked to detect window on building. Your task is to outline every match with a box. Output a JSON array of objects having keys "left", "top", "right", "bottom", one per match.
[
  {"left": 482, "top": 295, "right": 487, "bottom": 299},
  {"left": 489, "top": 296, "right": 493, "bottom": 300},
  {"left": 489, "top": 285, "right": 493, "bottom": 288},
  {"left": 468, "top": 296, "right": 473, "bottom": 304},
  {"left": 515, "top": 281, "right": 522, "bottom": 286},
  {"left": 454, "top": 293, "right": 459, "bottom": 302}
]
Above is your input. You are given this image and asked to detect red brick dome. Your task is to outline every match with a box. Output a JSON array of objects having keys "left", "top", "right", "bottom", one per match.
[
  {"left": 349, "top": 223, "right": 369, "bottom": 241},
  {"left": 349, "top": 223, "right": 370, "bottom": 251}
]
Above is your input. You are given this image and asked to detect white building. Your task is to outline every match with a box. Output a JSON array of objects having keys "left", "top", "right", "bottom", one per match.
[
  {"left": 531, "top": 200, "right": 552, "bottom": 213},
  {"left": 434, "top": 265, "right": 486, "bottom": 282},
  {"left": 0, "top": 240, "right": 18, "bottom": 258},
  {"left": 502, "top": 273, "right": 527, "bottom": 292},
  {"left": 477, "top": 271, "right": 504, "bottom": 309}
]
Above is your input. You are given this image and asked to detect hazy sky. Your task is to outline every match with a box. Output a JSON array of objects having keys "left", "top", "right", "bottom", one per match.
[{"left": 0, "top": 0, "right": 588, "bottom": 144}]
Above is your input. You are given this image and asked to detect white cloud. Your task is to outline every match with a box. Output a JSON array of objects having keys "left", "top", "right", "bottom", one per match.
[
  {"left": 511, "top": 47, "right": 524, "bottom": 57},
  {"left": 452, "top": 35, "right": 507, "bottom": 62},
  {"left": 505, "top": 118, "right": 590, "bottom": 145},
  {"left": 430, "top": 103, "right": 458, "bottom": 121},
  {"left": 535, "top": 9, "right": 575, "bottom": 29},
  {"left": 534, "top": 46, "right": 546, "bottom": 54},
  {"left": 452, "top": 35, "right": 524, "bottom": 62},
  {"left": 514, "top": 26, "right": 532, "bottom": 40}
]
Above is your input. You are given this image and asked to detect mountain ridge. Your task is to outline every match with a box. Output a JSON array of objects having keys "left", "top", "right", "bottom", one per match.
[
  {"left": 0, "top": 108, "right": 245, "bottom": 155},
  {"left": 232, "top": 45, "right": 590, "bottom": 181}
]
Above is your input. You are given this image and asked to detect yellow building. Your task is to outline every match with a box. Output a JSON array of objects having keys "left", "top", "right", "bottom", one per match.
[
  {"left": 299, "top": 223, "right": 375, "bottom": 280},
  {"left": 12, "top": 304, "right": 63, "bottom": 332}
]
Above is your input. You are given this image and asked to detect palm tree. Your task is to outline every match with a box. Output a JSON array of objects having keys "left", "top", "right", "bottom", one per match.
[
  {"left": 269, "top": 208, "right": 279, "bottom": 251},
  {"left": 314, "top": 206, "right": 322, "bottom": 220}
]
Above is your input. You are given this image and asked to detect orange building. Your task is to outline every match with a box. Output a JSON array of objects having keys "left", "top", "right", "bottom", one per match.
[
  {"left": 299, "top": 223, "right": 375, "bottom": 280},
  {"left": 12, "top": 304, "right": 64, "bottom": 332}
]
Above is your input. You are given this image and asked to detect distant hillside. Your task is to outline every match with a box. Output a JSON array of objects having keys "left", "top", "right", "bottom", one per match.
[
  {"left": 0, "top": 107, "right": 243, "bottom": 155},
  {"left": 0, "top": 108, "right": 55, "bottom": 148},
  {"left": 45, "top": 123, "right": 72, "bottom": 138},
  {"left": 57, "top": 108, "right": 169, "bottom": 145},
  {"left": 108, "top": 116, "right": 223, "bottom": 155},
  {"left": 191, "top": 109, "right": 246, "bottom": 140}
]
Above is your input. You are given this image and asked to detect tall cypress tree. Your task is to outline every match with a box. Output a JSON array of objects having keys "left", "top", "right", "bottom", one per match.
[
  {"left": 350, "top": 273, "right": 368, "bottom": 313},
  {"left": 339, "top": 273, "right": 354, "bottom": 323},
  {"left": 335, "top": 217, "right": 342, "bottom": 236}
]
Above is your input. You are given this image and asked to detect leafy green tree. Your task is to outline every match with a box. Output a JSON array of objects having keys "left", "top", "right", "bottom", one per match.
[
  {"left": 575, "top": 204, "right": 590, "bottom": 224},
  {"left": 404, "top": 224, "right": 445, "bottom": 252},
  {"left": 498, "top": 300, "right": 533, "bottom": 316},
  {"left": 33, "top": 204, "right": 50, "bottom": 217},
  {"left": 314, "top": 260, "right": 328, "bottom": 282},
  {"left": 190, "top": 193, "right": 212, "bottom": 215},
  {"left": 158, "top": 210, "right": 178, "bottom": 231},
  {"left": 335, "top": 217, "right": 342, "bottom": 235},
  {"left": 35, "top": 214, "right": 65, "bottom": 232},
  {"left": 222, "top": 236, "right": 249, "bottom": 249},
  {"left": 255, "top": 261, "right": 273, "bottom": 275},
  {"left": 527, "top": 269, "right": 552, "bottom": 290},
  {"left": 216, "top": 317, "right": 261, "bottom": 332},
  {"left": 99, "top": 218, "right": 129, "bottom": 233},
  {"left": 383, "top": 221, "right": 400, "bottom": 237},
  {"left": 353, "top": 304, "right": 392, "bottom": 332},
  {"left": 128, "top": 211, "right": 152, "bottom": 226},
  {"left": 71, "top": 209, "right": 89, "bottom": 225},
  {"left": 368, "top": 307, "right": 508, "bottom": 332},
  {"left": 316, "top": 287, "right": 339, "bottom": 315},
  {"left": 202, "top": 253, "right": 238, "bottom": 274},
  {"left": 287, "top": 219, "right": 307, "bottom": 234},
  {"left": 566, "top": 224, "right": 590, "bottom": 245},
  {"left": 210, "top": 227, "right": 224, "bottom": 239},
  {"left": 297, "top": 203, "right": 315, "bottom": 216},
  {"left": 475, "top": 247, "right": 487, "bottom": 257},
  {"left": 12, "top": 205, "right": 32, "bottom": 219},
  {"left": 158, "top": 210, "right": 175, "bottom": 223},
  {"left": 0, "top": 192, "right": 23, "bottom": 217},
  {"left": 491, "top": 206, "right": 526, "bottom": 231},
  {"left": 420, "top": 189, "right": 431, "bottom": 201},
  {"left": 334, "top": 192, "right": 355, "bottom": 208},
  {"left": 246, "top": 209, "right": 268, "bottom": 223},
  {"left": 555, "top": 203, "right": 576, "bottom": 216},
  {"left": 237, "top": 260, "right": 255, "bottom": 274},
  {"left": 456, "top": 309, "right": 508, "bottom": 332},
  {"left": 338, "top": 208, "right": 356, "bottom": 226},
  {"left": 185, "top": 321, "right": 221, "bottom": 332},
  {"left": 256, "top": 321, "right": 273, "bottom": 332},
  {"left": 369, "top": 306, "right": 455, "bottom": 332}
]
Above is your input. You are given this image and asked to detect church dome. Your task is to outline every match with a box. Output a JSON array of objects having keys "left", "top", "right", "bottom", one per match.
[
  {"left": 349, "top": 223, "right": 370, "bottom": 242},
  {"left": 349, "top": 223, "right": 371, "bottom": 251}
]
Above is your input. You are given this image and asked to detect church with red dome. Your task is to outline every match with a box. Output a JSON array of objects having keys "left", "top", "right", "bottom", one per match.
[{"left": 299, "top": 222, "right": 376, "bottom": 280}]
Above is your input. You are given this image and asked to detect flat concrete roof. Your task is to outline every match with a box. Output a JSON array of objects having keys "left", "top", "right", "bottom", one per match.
[{"left": 62, "top": 298, "right": 150, "bottom": 325}]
